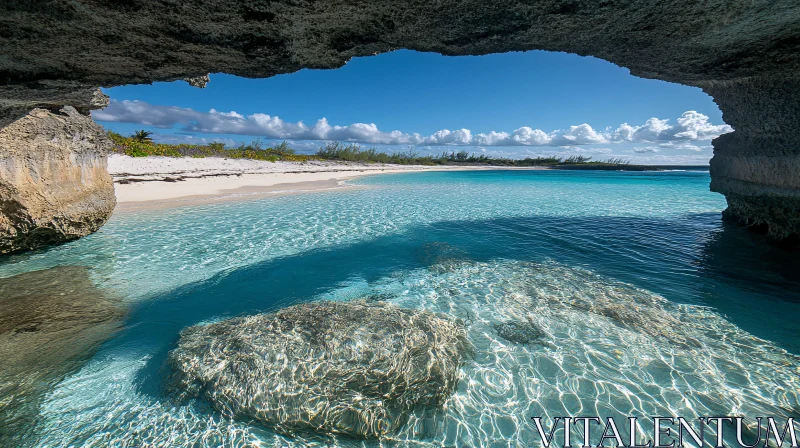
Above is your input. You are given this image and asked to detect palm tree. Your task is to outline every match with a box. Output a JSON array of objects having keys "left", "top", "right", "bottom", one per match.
[{"left": 132, "top": 130, "right": 153, "bottom": 142}]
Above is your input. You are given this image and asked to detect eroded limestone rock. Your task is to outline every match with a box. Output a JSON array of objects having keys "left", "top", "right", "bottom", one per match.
[
  {"left": 1, "top": 0, "right": 798, "bottom": 120},
  {"left": 705, "top": 74, "right": 800, "bottom": 240},
  {"left": 184, "top": 75, "right": 210, "bottom": 88},
  {"left": 168, "top": 300, "right": 470, "bottom": 439},
  {"left": 0, "top": 106, "right": 116, "bottom": 253},
  {"left": 0, "top": 266, "right": 124, "bottom": 446}
]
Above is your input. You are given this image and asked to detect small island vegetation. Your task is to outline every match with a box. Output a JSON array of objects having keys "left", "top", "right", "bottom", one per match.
[{"left": 108, "top": 130, "right": 660, "bottom": 170}]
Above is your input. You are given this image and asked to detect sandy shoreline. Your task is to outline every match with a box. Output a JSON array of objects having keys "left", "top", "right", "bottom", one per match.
[{"left": 109, "top": 155, "right": 497, "bottom": 211}]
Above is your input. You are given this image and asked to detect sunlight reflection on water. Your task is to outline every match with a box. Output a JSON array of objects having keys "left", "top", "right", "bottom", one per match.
[{"left": 1, "top": 170, "right": 797, "bottom": 447}]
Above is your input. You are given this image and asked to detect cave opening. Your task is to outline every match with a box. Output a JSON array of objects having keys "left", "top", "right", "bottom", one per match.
[
  {"left": 1, "top": 3, "right": 800, "bottom": 445},
  {"left": 92, "top": 50, "right": 730, "bottom": 167}
]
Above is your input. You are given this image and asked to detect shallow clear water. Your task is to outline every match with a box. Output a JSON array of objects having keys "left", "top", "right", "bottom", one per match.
[{"left": 1, "top": 170, "right": 799, "bottom": 447}]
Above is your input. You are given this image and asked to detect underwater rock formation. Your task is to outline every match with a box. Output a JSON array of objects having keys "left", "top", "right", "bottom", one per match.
[
  {"left": 168, "top": 300, "right": 470, "bottom": 439},
  {"left": 0, "top": 106, "right": 116, "bottom": 253},
  {"left": 373, "top": 259, "right": 800, "bottom": 445},
  {"left": 494, "top": 319, "right": 546, "bottom": 345},
  {"left": 0, "top": 266, "right": 124, "bottom": 446},
  {"left": 417, "top": 242, "right": 471, "bottom": 273},
  {"left": 561, "top": 292, "right": 696, "bottom": 347},
  {"left": 521, "top": 264, "right": 697, "bottom": 347}
]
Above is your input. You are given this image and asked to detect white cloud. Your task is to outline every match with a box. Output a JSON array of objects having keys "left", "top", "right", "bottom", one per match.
[
  {"left": 151, "top": 134, "right": 237, "bottom": 147},
  {"left": 422, "top": 128, "right": 473, "bottom": 145},
  {"left": 572, "top": 147, "right": 613, "bottom": 154},
  {"left": 658, "top": 141, "right": 706, "bottom": 152},
  {"left": 556, "top": 124, "right": 609, "bottom": 145},
  {"left": 625, "top": 153, "right": 713, "bottom": 165},
  {"left": 611, "top": 111, "right": 731, "bottom": 143},
  {"left": 474, "top": 127, "right": 554, "bottom": 146},
  {"left": 93, "top": 102, "right": 201, "bottom": 128},
  {"left": 94, "top": 101, "right": 732, "bottom": 148}
]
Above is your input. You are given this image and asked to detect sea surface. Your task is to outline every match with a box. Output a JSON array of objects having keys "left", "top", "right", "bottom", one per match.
[{"left": 1, "top": 169, "right": 799, "bottom": 447}]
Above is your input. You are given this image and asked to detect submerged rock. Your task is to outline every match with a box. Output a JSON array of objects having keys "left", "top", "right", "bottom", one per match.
[
  {"left": 519, "top": 265, "right": 696, "bottom": 347},
  {"left": 494, "top": 319, "right": 546, "bottom": 345},
  {"left": 168, "top": 300, "right": 470, "bottom": 439},
  {"left": 0, "top": 266, "right": 124, "bottom": 446},
  {"left": 562, "top": 289, "right": 693, "bottom": 347},
  {"left": 363, "top": 292, "right": 397, "bottom": 302},
  {"left": 0, "top": 106, "right": 116, "bottom": 254},
  {"left": 417, "top": 242, "right": 471, "bottom": 273}
]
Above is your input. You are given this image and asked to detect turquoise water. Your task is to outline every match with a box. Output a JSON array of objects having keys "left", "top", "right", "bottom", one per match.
[{"left": 2, "top": 169, "right": 799, "bottom": 446}]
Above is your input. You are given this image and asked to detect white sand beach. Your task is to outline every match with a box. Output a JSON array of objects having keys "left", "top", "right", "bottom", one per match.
[{"left": 109, "top": 155, "right": 481, "bottom": 210}]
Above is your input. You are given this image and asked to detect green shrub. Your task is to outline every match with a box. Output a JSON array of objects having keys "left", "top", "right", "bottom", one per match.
[{"left": 105, "top": 131, "right": 633, "bottom": 168}]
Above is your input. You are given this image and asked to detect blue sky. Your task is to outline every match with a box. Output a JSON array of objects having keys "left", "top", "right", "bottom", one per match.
[{"left": 95, "top": 50, "right": 730, "bottom": 164}]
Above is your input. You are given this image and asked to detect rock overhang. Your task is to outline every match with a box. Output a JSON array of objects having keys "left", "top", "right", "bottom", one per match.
[{"left": 1, "top": 1, "right": 799, "bottom": 124}]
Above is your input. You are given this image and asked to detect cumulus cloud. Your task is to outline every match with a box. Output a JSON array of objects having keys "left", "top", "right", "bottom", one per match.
[
  {"left": 657, "top": 141, "right": 706, "bottom": 152},
  {"left": 422, "top": 128, "right": 473, "bottom": 145},
  {"left": 151, "top": 134, "right": 237, "bottom": 147},
  {"left": 473, "top": 127, "right": 554, "bottom": 146},
  {"left": 625, "top": 153, "right": 713, "bottom": 165},
  {"left": 94, "top": 100, "right": 732, "bottom": 147},
  {"left": 92, "top": 102, "right": 201, "bottom": 127},
  {"left": 572, "top": 147, "right": 613, "bottom": 154},
  {"left": 610, "top": 111, "right": 731, "bottom": 143}
]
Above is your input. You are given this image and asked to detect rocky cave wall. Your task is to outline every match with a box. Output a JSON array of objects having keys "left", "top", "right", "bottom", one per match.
[
  {"left": 704, "top": 74, "right": 800, "bottom": 239},
  {"left": 1, "top": 0, "right": 799, "bottom": 245}
]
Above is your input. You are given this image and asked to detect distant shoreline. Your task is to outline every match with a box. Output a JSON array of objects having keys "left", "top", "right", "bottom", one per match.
[
  {"left": 109, "top": 155, "right": 496, "bottom": 211},
  {"left": 108, "top": 155, "right": 707, "bottom": 211},
  {"left": 549, "top": 164, "right": 709, "bottom": 171}
]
